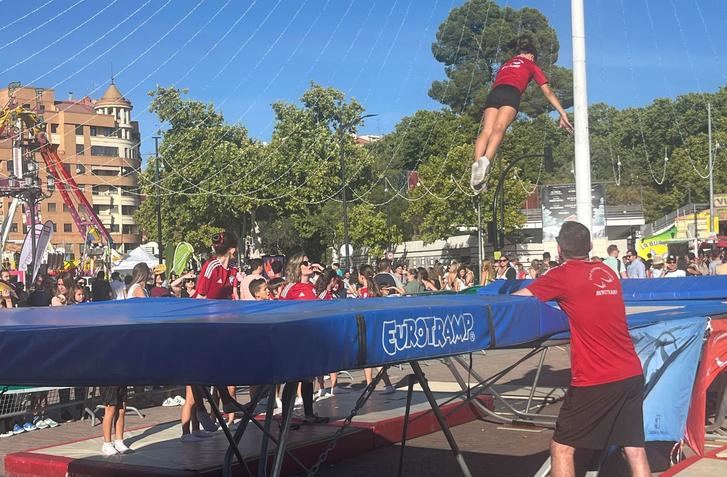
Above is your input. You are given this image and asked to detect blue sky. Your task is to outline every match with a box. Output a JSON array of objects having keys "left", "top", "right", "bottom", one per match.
[{"left": 2, "top": 0, "right": 726, "bottom": 157}]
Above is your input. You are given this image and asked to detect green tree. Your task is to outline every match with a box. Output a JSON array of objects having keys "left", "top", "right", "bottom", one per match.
[
  {"left": 429, "top": 0, "right": 573, "bottom": 118},
  {"left": 134, "top": 87, "right": 264, "bottom": 252}
]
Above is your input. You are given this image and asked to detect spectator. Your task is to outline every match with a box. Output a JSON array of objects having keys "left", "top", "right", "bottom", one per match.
[
  {"left": 270, "top": 260, "right": 283, "bottom": 279},
  {"left": 603, "top": 245, "right": 623, "bottom": 277},
  {"left": 267, "top": 277, "right": 286, "bottom": 299},
  {"left": 149, "top": 272, "right": 172, "bottom": 297},
  {"left": 51, "top": 272, "right": 73, "bottom": 306},
  {"left": 27, "top": 274, "right": 53, "bottom": 307},
  {"left": 708, "top": 249, "right": 722, "bottom": 275},
  {"left": 650, "top": 255, "right": 665, "bottom": 278},
  {"left": 373, "top": 258, "right": 405, "bottom": 295},
  {"left": 110, "top": 272, "right": 126, "bottom": 300},
  {"left": 69, "top": 283, "right": 88, "bottom": 304},
  {"left": 623, "top": 250, "right": 646, "bottom": 279},
  {"left": 480, "top": 259, "right": 496, "bottom": 285},
  {"left": 404, "top": 268, "right": 425, "bottom": 294},
  {"left": 91, "top": 271, "right": 113, "bottom": 302},
  {"left": 100, "top": 386, "right": 130, "bottom": 455},
  {"left": 239, "top": 258, "right": 264, "bottom": 300},
  {"left": 495, "top": 255, "right": 517, "bottom": 280},
  {"left": 716, "top": 255, "right": 727, "bottom": 275},
  {"left": 127, "top": 263, "right": 151, "bottom": 299},
  {"left": 428, "top": 266, "right": 442, "bottom": 290},
  {"left": 542, "top": 251, "right": 551, "bottom": 263},
  {"left": 528, "top": 259, "right": 542, "bottom": 279},
  {"left": 417, "top": 267, "right": 439, "bottom": 292},
  {"left": 0, "top": 269, "right": 18, "bottom": 306},
  {"left": 249, "top": 278, "right": 270, "bottom": 300},
  {"left": 663, "top": 255, "right": 686, "bottom": 278}
]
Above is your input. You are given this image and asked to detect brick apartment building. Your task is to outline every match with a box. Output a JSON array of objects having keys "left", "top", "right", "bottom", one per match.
[{"left": 0, "top": 82, "right": 142, "bottom": 258}]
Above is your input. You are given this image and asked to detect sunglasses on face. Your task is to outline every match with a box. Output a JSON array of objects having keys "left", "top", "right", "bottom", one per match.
[
  {"left": 300, "top": 261, "right": 310, "bottom": 267},
  {"left": 499, "top": 259, "right": 508, "bottom": 263}
]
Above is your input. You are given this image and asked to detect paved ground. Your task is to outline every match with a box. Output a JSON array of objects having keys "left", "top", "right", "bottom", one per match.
[{"left": 1, "top": 347, "right": 572, "bottom": 476}]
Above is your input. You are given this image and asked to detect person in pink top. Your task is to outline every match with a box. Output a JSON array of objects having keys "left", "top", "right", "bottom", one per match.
[
  {"left": 471, "top": 35, "right": 573, "bottom": 189},
  {"left": 513, "top": 221, "right": 650, "bottom": 477},
  {"left": 239, "top": 258, "right": 264, "bottom": 300}
]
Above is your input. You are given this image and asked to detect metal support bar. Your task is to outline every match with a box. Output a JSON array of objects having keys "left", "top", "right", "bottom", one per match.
[
  {"left": 397, "top": 374, "right": 416, "bottom": 477},
  {"left": 201, "top": 386, "right": 252, "bottom": 477},
  {"left": 525, "top": 347, "right": 549, "bottom": 414},
  {"left": 271, "top": 381, "right": 298, "bottom": 477},
  {"left": 258, "top": 387, "right": 276, "bottom": 477},
  {"left": 410, "top": 361, "right": 472, "bottom": 477}
]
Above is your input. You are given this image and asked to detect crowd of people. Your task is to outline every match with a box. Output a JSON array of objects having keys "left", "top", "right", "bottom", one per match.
[{"left": 1, "top": 230, "right": 725, "bottom": 454}]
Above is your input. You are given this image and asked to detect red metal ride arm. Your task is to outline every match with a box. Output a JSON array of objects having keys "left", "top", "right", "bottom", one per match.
[{"left": 35, "top": 131, "right": 113, "bottom": 247}]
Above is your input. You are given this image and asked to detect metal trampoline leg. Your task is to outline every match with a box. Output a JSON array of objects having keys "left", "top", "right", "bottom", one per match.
[
  {"left": 525, "top": 347, "right": 548, "bottom": 414},
  {"left": 533, "top": 456, "right": 551, "bottom": 477},
  {"left": 258, "top": 387, "right": 276, "bottom": 477},
  {"left": 397, "top": 374, "right": 416, "bottom": 477},
  {"left": 201, "top": 386, "right": 251, "bottom": 477},
  {"left": 410, "top": 361, "right": 472, "bottom": 477},
  {"left": 271, "top": 381, "right": 298, "bottom": 477}
]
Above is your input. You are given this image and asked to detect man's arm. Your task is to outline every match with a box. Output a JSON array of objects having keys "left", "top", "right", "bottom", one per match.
[{"left": 512, "top": 287, "right": 534, "bottom": 297}]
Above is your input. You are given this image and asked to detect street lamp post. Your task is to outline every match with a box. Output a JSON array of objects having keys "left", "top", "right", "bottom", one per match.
[
  {"left": 338, "top": 113, "right": 377, "bottom": 270},
  {"left": 153, "top": 135, "right": 162, "bottom": 264}
]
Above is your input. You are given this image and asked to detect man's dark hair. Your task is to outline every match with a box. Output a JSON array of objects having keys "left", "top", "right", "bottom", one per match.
[
  {"left": 377, "top": 258, "right": 392, "bottom": 273},
  {"left": 626, "top": 249, "right": 638, "bottom": 257},
  {"left": 249, "top": 278, "right": 266, "bottom": 297},
  {"left": 556, "top": 221, "right": 591, "bottom": 259},
  {"left": 607, "top": 244, "right": 618, "bottom": 255},
  {"left": 111, "top": 271, "right": 120, "bottom": 280},
  {"left": 96, "top": 270, "right": 105, "bottom": 280},
  {"left": 249, "top": 258, "right": 263, "bottom": 271},
  {"left": 542, "top": 251, "right": 551, "bottom": 260},
  {"left": 712, "top": 249, "right": 721, "bottom": 259},
  {"left": 271, "top": 260, "right": 283, "bottom": 274}
]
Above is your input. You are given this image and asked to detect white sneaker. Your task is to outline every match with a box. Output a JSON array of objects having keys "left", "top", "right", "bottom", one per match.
[
  {"left": 193, "top": 430, "right": 214, "bottom": 438},
  {"left": 314, "top": 389, "right": 325, "bottom": 401},
  {"left": 275, "top": 398, "right": 283, "bottom": 409},
  {"left": 0, "top": 430, "right": 13, "bottom": 438},
  {"left": 380, "top": 385, "right": 396, "bottom": 395},
  {"left": 470, "top": 155, "right": 490, "bottom": 188},
  {"left": 162, "top": 397, "right": 176, "bottom": 407},
  {"left": 101, "top": 442, "right": 118, "bottom": 456},
  {"left": 113, "top": 440, "right": 130, "bottom": 454},
  {"left": 181, "top": 433, "right": 205, "bottom": 443},
  {"left": 173, "top": 395, "right": 186, "bottom": 406},
  {"left": 294, "top": 396, "right": 303, "bottom": 407},
  {"left": 43, "top": 418, "right": 59, "bottom": 428}
]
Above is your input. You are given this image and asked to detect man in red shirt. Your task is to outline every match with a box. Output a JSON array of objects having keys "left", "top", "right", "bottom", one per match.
[{"left": 514, "top": 221, "right": 650, "bottom": 477}]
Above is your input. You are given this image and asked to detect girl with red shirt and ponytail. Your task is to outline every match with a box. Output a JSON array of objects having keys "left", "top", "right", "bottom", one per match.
[{"left": 470, "top": 35, "right": 573, "bottom": 189}]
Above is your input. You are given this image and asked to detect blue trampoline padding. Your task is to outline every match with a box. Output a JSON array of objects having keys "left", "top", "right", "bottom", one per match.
[
  {"left": 0, "top": 295, "right": 569, "bottom": 386},
  {"left": 478, "top": 276, "right": 727, "bottom": 302}
]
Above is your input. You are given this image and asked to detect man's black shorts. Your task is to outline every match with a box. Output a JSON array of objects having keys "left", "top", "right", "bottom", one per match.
[
  {"left": 484, "top": 84, "right": 521, "bottom": 111},
  {"left": 100, "top": 386, "right": 127, "bottom": 407},
  {"left": 553, "top": 374, "right": 645, "bottom": 449}
]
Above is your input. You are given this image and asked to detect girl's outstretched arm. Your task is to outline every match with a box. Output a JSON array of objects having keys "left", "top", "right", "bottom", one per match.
[{"left": 540, "top": 84, "right": 574, "bottom": 133}]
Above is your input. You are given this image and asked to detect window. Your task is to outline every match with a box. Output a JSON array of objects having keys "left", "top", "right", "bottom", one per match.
[
  {"left": 6, "top": 160, "right": 12, "bottom": 172},
  {"left": 48, "top": 203, "right": 56, "bottom": 212},
  {"left": 93, "top": 205, "right": 101, "bottom": 214},
  {"left": 75, "top": 124, "right": 83, "bottom": 135},
  {"left": 121, "top": 205, "right": 136, "bottom": 215},
  {"left": 51, "top": 223, "right": 57, "bottom": 232},
  {"left": 90, "top": 146, "right": 119, "bottom": 157},
  {"left": 10, "top": 224, "right": 17, "bottom": 233},
  {"left": 76, "top": 184, "right": 85, "bottom": 192},
  {"left": 75, "top": 144, "right": 85, "bottom": 155},
  {"left": 63, "top": 204, "right": 70, "bottom": 212},
  {"left": 50, "top": 124, "right": 58, "bottom": 133},
  {"left": 108, "top": 224, "right": 119, "bottom": 233},
  {"left": 122, "top": 225, "right": 134, "bottom": 235},
  {"left": 92, "top": 168, "right": 119, "bottom": 177},
  {"left": 64, "top": 224, "right": 72, "bottom": 233},
  {"left": 23, "top": 225, "right": 28, "bottom": 234},
  {"left": 76, "top": 164, "right": 85, "bottom": 174},
  {"left": 121, "top": 186, "right": 135, "bottom": 196}
]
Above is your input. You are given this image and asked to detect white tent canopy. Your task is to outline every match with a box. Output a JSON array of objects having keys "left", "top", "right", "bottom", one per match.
[{"left": 113, "top": 246, "right": 158, "bottom": 274}]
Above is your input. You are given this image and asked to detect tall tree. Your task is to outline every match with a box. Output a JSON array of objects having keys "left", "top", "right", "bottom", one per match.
[{"left": 430, "top": 0, "right": 573, "bottom": 119}]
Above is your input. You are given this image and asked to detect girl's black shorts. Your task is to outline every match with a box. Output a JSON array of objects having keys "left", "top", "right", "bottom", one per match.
[{"left": 484, "top": 84, "right": 521, "bottom": 111}]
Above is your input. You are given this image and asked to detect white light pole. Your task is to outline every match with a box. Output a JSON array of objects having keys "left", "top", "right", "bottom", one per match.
[
  {"left": 708, "top": 102, "right": 714, "bottom": 234},
  {"left": 571, "top": 0, "right": 593, "bottom": 233}
]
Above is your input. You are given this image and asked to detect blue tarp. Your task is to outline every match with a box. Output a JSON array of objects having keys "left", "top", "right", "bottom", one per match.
[
  {"left": 0, "top": 295, "right": 568, "bottom": 386},
  {"left": 478, "top": 276, "right": 727, "bottom": 302},
  {"left": 631, "top": 316, "right": 707, "bottom": 442}
]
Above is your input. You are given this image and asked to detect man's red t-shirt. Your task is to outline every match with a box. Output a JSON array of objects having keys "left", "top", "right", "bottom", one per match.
[
  {"left": 197, "top": 258, "right": 237, "bottom": 299},
  {"left": 493, "top": 56, "right": 549, "bottom": 94},
  {"left": 279, "top": 282, "right": 317, "bottom": 301},
  {"left": 525, "top": 259, "right": 642, "bottom": 387}
]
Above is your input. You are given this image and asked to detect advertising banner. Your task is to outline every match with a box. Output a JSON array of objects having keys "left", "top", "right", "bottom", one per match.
[
  {"left": 540, "top": 183, "right": 606, "bottom": 241},
  {"left": 637, "top": 225, "right": 677, "bottom": 259}
]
